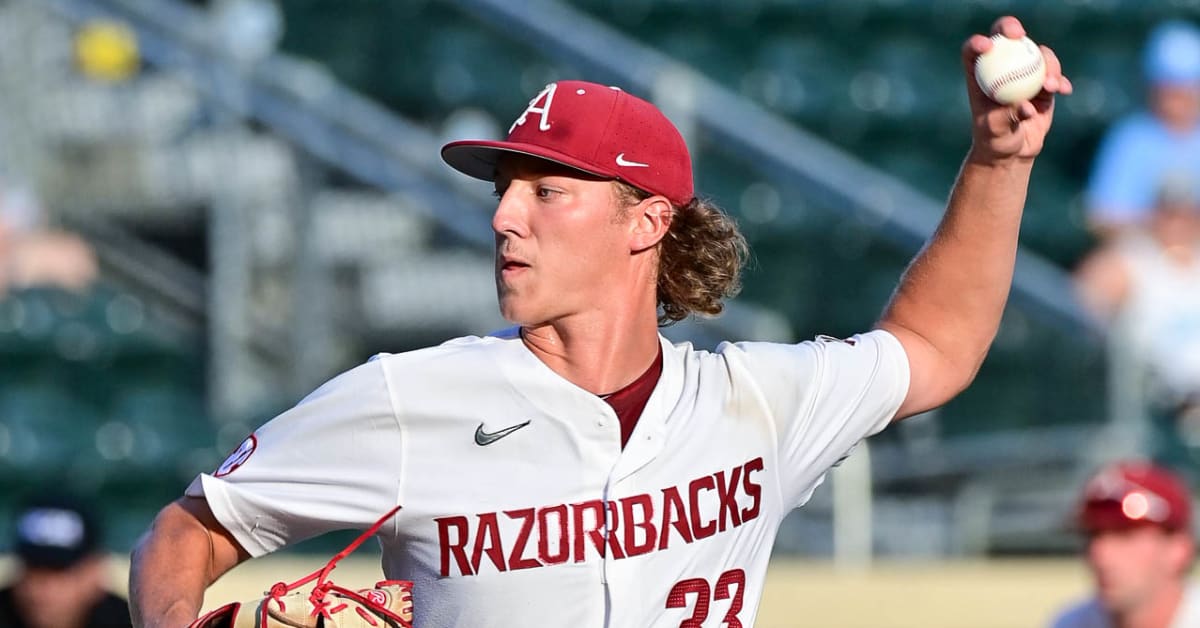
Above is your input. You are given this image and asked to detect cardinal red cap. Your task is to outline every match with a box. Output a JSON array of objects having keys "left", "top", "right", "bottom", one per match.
[
  {"left": 1078, "top": 461, "right": 1193, "bottom": 533},
  {"left": 441, "top": 80, "right": 694, "bottom": 206}
]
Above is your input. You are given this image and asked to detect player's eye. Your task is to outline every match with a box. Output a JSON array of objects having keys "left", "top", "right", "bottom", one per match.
[{"left": 536, "top": 186, "right": 562, "bottom": 200}]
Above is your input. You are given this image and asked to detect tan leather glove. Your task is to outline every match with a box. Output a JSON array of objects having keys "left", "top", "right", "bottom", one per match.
[{"left": 190, "top": 506, "right": 412, "bottom": 628}]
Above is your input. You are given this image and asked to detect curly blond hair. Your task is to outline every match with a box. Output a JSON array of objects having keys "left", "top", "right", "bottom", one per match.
[{"left": 614, "top": 182, "right": 749, "bottom": 325}]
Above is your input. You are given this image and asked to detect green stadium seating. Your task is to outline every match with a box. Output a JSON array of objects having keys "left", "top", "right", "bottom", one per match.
[{"left": 0, "top": 284, "right": 210, "bottom": 551}]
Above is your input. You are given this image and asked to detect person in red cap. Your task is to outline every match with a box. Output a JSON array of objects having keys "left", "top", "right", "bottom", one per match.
[
  {"left": 130, "top": 16, "right": 1072, "bottom": 628},
  {"left": 1052, "top": 461, "right": 1199, "bottom": 628}
]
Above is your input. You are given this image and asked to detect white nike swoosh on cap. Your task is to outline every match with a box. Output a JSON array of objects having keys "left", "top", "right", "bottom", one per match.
[{"left": 615, "top": 153, "right": 650, "bottom": 168}]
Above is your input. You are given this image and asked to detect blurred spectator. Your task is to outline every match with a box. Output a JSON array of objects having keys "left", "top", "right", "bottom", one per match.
[
  {"left": 1086, "top": 20, "right": 1200, "bottom": 235},
  {"left": 1051, "top": 461, "right": 1199, "bottom": 627},
  {"left": 0, "top": 493, "right": 132, "bottom": 628},
  {"left": 0, "top": 177, "right": 98, "bottom": 296},
  {"left": 1074, "top": 174, "right": 1200, "bottom": 458}
]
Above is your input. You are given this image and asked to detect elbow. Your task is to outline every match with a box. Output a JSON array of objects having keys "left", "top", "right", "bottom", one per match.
[
  {"left": 131, "top": 499, "right": 216, "bottom": 570},
  {"left": 131, "top": 504, "right": 176, "bottom": 561},
  {"left": 129, "top": 530, "right": 146, "bottom": 568},
  {"left": 948, "top": 367, "right": 981, "bottom": 401},
  {"left": 922, "top": 347, "right": 991, "bottom": 413},
  {"left": 130, "top": 501, "right": 186, "bottom": 570},
  {"left": 905, "top": 360, "right": 981, "bottom": 420},
  {"left": 881, "top": 320, "right": 994, "bottom": 418},
  {"left": 947, "top": 347, "right": 990, "bottom": 398}
]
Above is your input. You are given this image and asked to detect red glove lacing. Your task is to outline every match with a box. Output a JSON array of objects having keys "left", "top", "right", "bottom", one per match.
[{"left": 259, "top": 505, "right": 411, "bottom": 627}]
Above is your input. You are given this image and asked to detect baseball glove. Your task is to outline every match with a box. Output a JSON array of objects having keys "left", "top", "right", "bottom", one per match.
[{"left": 190, "top": 506, "right": 412, "bottom": 628}]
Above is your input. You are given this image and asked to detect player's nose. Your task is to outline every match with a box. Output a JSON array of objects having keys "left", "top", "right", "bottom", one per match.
[{"left": 491, "top": 186, "right": 528, "bottom": 237}]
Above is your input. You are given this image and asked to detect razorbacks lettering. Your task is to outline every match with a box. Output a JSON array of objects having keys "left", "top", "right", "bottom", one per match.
[{"left": 435, "top": 457, "right": 764, "bottom": 577}]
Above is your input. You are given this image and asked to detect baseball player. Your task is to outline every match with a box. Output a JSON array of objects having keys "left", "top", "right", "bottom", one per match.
[
  {"left": 1051, "top": 461, "right": 1200, "bottom": 628},
  {"left": 129, "top": 16, "right": 1071, "bottom": 628}
]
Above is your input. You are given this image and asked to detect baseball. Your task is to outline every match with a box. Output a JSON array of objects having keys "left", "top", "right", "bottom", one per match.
[{"left": 974, "top": 34, "right": 1046, "bottom": 104}]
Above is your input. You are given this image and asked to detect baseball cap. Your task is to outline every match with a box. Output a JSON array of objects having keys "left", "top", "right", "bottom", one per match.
[
  {"left": 441, "top": 80, "right": 694, "bottom": 206},
  {"left": 12, "top": 493, "right": 100, "bottom": 569},
  {"left": 1077, "top": 461, "right": 1193, "bottom": 533},
  {"left": 1144, "top": 20, "right": 1200, "bottom": 85}
]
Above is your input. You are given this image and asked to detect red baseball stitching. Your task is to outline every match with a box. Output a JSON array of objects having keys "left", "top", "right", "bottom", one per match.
[{"left": 986, "top": 59, "right": 1044, "bottom": 90}]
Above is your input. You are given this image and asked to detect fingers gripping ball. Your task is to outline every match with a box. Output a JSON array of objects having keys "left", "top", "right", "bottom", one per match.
[{"left": 974, "top": 35, "right": 1046, "bottom": 104}]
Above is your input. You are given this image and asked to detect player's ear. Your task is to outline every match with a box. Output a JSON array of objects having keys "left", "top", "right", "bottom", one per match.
[
  {"left": 629, "top": 195, "right": 673, "bottom": 253},
  {"left": 1169, "top": 533, "right": 1195, "bottom": 575}
]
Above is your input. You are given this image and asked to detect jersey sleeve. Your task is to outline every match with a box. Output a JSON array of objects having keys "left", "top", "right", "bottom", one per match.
[
  {"left": 728, "top": 329, "right": 909, "bottom": 509},
  {"left": 185, "top": 358, "right": 403, "bottom": 556}
]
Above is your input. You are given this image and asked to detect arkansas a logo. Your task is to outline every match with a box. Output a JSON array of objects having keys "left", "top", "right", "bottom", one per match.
[
  {"left": 509, "top": 83, "right": 557, "bottom": 133},
  {"left": 214, "top": 434, "right": 257, "bottom": 477}
]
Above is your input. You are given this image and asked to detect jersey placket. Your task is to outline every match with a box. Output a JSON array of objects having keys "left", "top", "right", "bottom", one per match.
[{"left": 598, "top": 338, "right": 678, "bottom": 624}]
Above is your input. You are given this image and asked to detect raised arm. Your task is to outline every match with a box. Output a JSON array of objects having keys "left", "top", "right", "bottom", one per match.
[
  {"left": 129, "top": 497, "right": 250, "bottom": 628},
  {"left": 877, "top": 16, "right": 1073, "bottom": 420}
]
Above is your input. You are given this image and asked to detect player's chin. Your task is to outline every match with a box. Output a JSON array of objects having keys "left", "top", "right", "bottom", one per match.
[{"left": 495, "top": 292, "right": 534, "bottom": 326}]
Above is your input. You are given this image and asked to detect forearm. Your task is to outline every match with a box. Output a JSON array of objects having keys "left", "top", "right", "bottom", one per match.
[
  {"left": 129, "top": 499, "right": 241, "bottom": 628},
  {"left": 876, "top": 16, "right": 1067, "bottom": 420},
  {"left": 880, "top": 151, "right": 1032, "bottom": 379}
]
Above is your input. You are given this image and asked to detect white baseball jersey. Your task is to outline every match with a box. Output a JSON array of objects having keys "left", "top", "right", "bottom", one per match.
[{"left": 188, "top": 326, "right": 909, "bottom": 627}]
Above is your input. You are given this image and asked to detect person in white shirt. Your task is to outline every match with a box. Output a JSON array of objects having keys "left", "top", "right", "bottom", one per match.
[
  {"left": 127, "top": 16, "right": 1072, "bottom": 628},
  {"left": 1074, "top": 175, "right": 1200, "bottom": 468}
]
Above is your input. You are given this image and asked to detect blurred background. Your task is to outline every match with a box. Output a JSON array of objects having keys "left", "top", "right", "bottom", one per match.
[{"left": 2, "top": 0, "right": 1200, "bottom": 624}]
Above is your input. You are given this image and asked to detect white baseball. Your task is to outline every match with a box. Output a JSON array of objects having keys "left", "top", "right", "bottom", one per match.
[{"left": 974, "top": 34, "right": 1046, "bottom": 104}]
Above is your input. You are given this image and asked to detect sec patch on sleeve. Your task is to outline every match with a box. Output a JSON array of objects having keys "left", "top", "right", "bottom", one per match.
[{"left": 215, "top": 434, "right": 258, "bottom": 478}]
